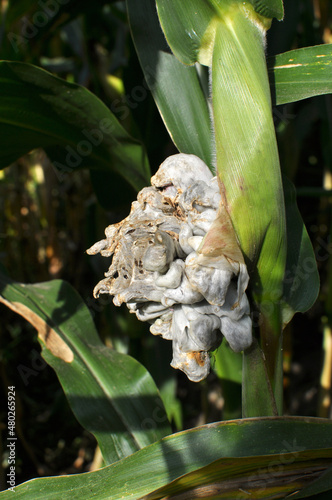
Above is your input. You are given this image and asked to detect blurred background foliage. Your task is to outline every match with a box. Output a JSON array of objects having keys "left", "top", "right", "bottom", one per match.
[{"left": 0, "top": 0, "right": 331, "bottom": 490}]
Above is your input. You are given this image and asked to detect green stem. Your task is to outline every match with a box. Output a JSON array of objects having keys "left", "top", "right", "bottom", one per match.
[
  {"left": 210, "top": 3, "right": 286, "bottom": 416},
  {"left": 242, "top": 338, "right": 278, "bottom": 417}
]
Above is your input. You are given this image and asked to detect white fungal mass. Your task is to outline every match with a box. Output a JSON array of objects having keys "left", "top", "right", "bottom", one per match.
[{"left": 87, "top": 154, "right": 252, "bottom": 382}]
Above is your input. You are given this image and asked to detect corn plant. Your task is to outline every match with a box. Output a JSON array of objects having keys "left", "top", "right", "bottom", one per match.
[{"left": 1, "top": 0, "right": 332, "bottom": 498}]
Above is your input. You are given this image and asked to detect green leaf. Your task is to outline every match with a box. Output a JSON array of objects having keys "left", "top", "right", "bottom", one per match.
[
  {"left": 155, "top": 1, "right": 284, "bottom": 67},
  {"left": 1, "top": 417, "right": 331, "bottom": 499},
  {"left": 155, "top": 0, "right": 219, "bottom": 65},
  {"left": 281, "top": 176, "right": 320, "bottom": 325},
  {"left": 145, "top": 449, "right": 331, "bottom": 499},
  {"left": 289, "top": 463, "right": 332, "bottom": 499},
  {"left": 251, "top": 0, "right": 284, "bottom": 20},
  {"left": 0, "top": 272, "right": 170, "bottom": 465},
  {"left": 0, "top": 61, "right": 150, "bottom": 193},
  {"left": 212, "top": 344, "right": 243, "bottom": 420},
  {"left": 269, "top": 44, "right": 332, "bottom": 106},
  {"left": 212, "top": 342, "right": 242, "bottom": 385},
  {"left": 139, "top": 336, "right": 183, "bottom": 429},
  {"left": 127, "top": 0, "right": 212, "bottom": 167}
]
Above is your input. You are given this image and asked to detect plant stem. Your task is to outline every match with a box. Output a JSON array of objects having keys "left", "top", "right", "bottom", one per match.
[{"left": 210, "top": 3, "right": 286, "bottom": 415}]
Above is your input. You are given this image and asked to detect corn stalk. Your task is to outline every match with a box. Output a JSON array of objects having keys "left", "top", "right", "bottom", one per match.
[{"left": 155, "top": 0, "right": 287, "bottom": 415}]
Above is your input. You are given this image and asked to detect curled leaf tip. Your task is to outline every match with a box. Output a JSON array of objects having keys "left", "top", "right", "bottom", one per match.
[{"left": 87, "top": 154, "right": 252, "bottom": 381}]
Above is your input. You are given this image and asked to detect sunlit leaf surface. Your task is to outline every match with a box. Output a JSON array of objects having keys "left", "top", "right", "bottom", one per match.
[
  {"left": 269, "top": 44, "right": 332, "bottom": 105},
  {"left": 0, "top": 417, "right": 331, "bottom": 499},
  {"left": 0, "top": 272, "right": 170, "bottom": 465}
]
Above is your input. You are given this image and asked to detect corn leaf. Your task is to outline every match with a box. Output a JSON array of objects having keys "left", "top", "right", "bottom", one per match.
[
  {"left": 0, "top": 271, "right": 170, "bottom": 465},
  {"left": 155, "top": 0, "right": 218, "bottom": 66},
  {"left": 144, "top": 449, "right": 331, "bottom": 499},
  {"left": 212, "top": 344, "right": 243, "bottom": 419},
  {"left": 281, "top": 176, "right": 320, "bottom": 325},
  {"left": 269, "top": 44, "right": 332, "bottom": 105},
  {"left": 0, "top": 61, "right": 150, "bottom": 193},
  {"left": 155, "top": 1, "right": 284, "bottom": 67},
  {"left": 251, "top": 0, "right": 284, "bottom": 20},
  {"left": 212, "top": 342, "right": 242, "bottom": 384},
  {"left": 127, "top": 0, "right": 212, "bottom": 167},
  {"left": 290, "top": 463, "right": 332, "bottom": 499},
  {"left": 1, "top": 417, "right": 331, "bottom": 499}
]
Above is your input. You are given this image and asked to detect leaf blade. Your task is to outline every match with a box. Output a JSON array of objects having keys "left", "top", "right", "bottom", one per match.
[
  {"left": 1, "top": 417, "right": 331, "bottom": 499},
  {"left": 155, "top": 0, "right": 218, "bottom": 65},
  {"left": 127, "top": 0, "right": 212, "bottom": 167},
  {"left": 281, "top": 176, "right": 320, "bottom": 325},
  {"left": 252, "top": 0, "right": 284, "bottom": 20},
  {"left": 143, "top": 449, "right": 332, "bottom": 499},
  {"left": 0, "top": 61, "right": 150, "bottom": 193},
  {"left": 0, "top": 272, "right": 170, "bottom": 465},
  {"left": 269, "top": 44, "right": 332, "bottom": 106}
]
